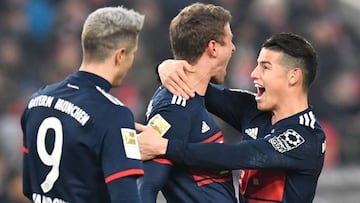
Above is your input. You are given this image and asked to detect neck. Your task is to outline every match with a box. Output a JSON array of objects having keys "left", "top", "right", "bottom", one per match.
[
  {"left": 186, "top": 59, "right": 214, "bottom": 96},
  {"left": 271, "top": 92, "right": 308, "bottom": 124},
  {"left": 79, "top": 61, "right": 114, "bottom": 85}
]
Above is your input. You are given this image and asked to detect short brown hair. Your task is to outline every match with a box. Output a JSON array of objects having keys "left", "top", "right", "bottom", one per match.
[{"left": 169, "top": 3, "right": 232, "bottom": 64}]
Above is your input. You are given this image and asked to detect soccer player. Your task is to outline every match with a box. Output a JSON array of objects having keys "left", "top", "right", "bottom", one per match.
[
  {"left": 21, "top": 6, "right": 145, "bottom": 203},
  {"left": 138, "top": 3, "right": 237, "bottom": 203},
  {"left": 136, "top": 33, "right": 326, "bottom": 203}
]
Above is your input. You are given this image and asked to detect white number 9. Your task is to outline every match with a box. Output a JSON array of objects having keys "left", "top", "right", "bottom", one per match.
[{"left": 37, "top": 117, "right": 63, "bottom": 193}]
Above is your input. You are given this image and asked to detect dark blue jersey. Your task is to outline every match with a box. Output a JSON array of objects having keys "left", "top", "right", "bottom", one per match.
[
  {"left": 21, "top": 71, "right": 144, "bottom": 203},
  {"left": 139, "top": 86, "right": 237, "bottom": 203},
  {"left": 166, "top": 84, "right": 326, "bottom": 203}
]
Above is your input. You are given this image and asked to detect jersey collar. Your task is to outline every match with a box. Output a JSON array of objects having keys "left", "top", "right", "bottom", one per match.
[{"left": 75, "top": 71, "right": 112, "bottom": 92}]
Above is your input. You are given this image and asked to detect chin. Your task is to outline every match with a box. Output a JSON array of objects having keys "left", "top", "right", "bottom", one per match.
[{"left": 256, "top": 103, "right": 269, "bottom": 111}]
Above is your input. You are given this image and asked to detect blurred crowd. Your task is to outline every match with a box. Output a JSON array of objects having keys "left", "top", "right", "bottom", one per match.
[{"left": 0, "top": 0, "right": 359, "bottom": 202}]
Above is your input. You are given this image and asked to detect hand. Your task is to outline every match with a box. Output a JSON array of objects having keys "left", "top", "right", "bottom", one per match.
[
  {"left": 158, "top": 59, "right": 195, "bottom": 99},
  {"left": 135, "top": 122, "right": 168, "bottom": 160}
]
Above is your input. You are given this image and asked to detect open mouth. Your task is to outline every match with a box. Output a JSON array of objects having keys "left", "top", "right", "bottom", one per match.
[{"left": 255, "top": 83, "right": 265, "bottom": 100}]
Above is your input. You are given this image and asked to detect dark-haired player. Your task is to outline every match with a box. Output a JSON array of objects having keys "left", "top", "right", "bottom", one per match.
[{"left": 137, "top": 32, "right": 326, "bottom": 203}]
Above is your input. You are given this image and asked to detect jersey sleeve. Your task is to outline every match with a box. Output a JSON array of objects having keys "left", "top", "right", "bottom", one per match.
[
  {"left": 101, "top": 106, "right": 144, "bottom": 203},
  {"left": 204, "top": 84, "right": 257, "bottom": 131},
  {"left": 166, "top": 125, "right": 324, "bottom": 170},
  {"left": 138, "top": 98, "right": 192, "bottom": 202},
  {"left": 20, "top": 109, "right": 31, "bottom": 199},
  {"left": 148, "top": 100, "right": 192, "bottom": 141},
  {"left": 138, "top": 161, "right": 172, "bottom": 203}
]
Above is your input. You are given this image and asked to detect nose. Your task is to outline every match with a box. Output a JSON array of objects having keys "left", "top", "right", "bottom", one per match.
[
  {"left": 232, "top": 43, "right": 236, "bottom": 53},
  {"left": 250, "top": 66, "right": 259, "bottom": 79}
]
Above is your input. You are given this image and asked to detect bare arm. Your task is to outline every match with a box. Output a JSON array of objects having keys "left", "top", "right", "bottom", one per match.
[{"left": 158, "top": 59, "right": 195, "bottom": 99}]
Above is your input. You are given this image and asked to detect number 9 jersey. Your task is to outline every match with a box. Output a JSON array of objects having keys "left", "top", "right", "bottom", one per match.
[{"left": 20, "top": 71, "right": 144, "bottom": 203}]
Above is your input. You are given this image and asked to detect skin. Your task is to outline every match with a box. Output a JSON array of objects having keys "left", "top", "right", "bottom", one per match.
[
  {"left": 188, "top": 23, "right": 235, "bottom": 95},
  {"left": 252, "top": 48, "right": 307, "bottom": 124},
  {"left": 136, "top": 41, "right": 308, "bottom": 161},
  {"left": 135, "top": 24, "right": 235, "bottom": 159},
  {"left": 79, "top": 41, "right": 139, "bottom": 87}
]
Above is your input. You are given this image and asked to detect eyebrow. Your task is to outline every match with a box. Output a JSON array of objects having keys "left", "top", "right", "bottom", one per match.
[{"left": 258, "top": 61, "right": 271, "bottom": 65}]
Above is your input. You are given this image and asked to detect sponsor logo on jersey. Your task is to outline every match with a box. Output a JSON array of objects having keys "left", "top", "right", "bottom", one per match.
[
  {"left": 245, "top": 127, "right": 258, "bottom": 139},
  {"left": 148, "top": 114, "right": 171, "bottom": 137},
  {"left": 171, "top": 95, "right": 186, "bottom": 107},
  {"left": 201, "top": 121, "right": 210, "bottom": 133},
  {"left": 268, "top": 129, "right": 304, "bottom": 153},
  {"left": 121, "top": 128, "right": 141, "bottom": 160},
  {"left": 299, "top": 111, "right": 316, "bottom": 129}
]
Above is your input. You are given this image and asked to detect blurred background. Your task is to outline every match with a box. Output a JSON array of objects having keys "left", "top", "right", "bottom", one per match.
[{"left": 0, "top": 0, "right": 359, "bottom": 202}]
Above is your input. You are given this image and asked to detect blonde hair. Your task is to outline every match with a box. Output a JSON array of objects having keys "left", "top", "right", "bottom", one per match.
[{"left": 81, "top": 6, "right": 145, "bottom": 62}]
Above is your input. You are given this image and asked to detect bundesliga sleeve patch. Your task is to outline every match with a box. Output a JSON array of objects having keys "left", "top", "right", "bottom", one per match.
[
  {"left": 268, "top": 129, "right": 305, "bottom": 153},
  {"left": 148, "top": 114, "right": 171, "bottom": 137},
  {"left": 121, "top": 128, "right": 141, "bottom": 160}
]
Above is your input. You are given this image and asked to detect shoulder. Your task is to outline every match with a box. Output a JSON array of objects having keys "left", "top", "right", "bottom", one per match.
[
  {"left": 151, "top": 86, "right": 200, "bottom": 109},
  {"left": 86, "top": 86, "right": 134, "bottom": 123},
  {"left": 95, "top": 86, "right": 124, "bottom": 106},
  {"left": 268, "top": 110, "right": 326, "bottom": 154}
]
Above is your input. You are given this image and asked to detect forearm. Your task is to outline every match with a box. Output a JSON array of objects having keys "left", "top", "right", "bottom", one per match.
[{"left": 165, "top": 140, "right": 293, "bottom": 170}]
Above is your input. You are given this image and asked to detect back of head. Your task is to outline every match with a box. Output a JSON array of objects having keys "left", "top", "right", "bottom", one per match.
[
  {"left": 81, "top": 6, "right": 145, "bottom": 63},
  {"left": 262, "top": 32, "right": 318, "bottom": 91},
  {"left": 169, "top": 3, "right": 231, "bottom": 64}
]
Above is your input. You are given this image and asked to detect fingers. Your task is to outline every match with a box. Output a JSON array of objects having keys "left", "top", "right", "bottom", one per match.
[
  {"left": 135, "top": 122, "right": 146, "bottom": 132},
  {"left": 176, "top": 68, "right": 195, "bottom": 99},
  {"left": 165, "top": 76, "right": 191, "bottom": 99},
  {"left": 159, "top": 59, "right": 195, "bottom": 99}
]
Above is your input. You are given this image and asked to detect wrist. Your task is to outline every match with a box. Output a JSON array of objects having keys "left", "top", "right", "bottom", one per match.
[{"left": 159, "top": 138, "right": 168, "bottom": 155}]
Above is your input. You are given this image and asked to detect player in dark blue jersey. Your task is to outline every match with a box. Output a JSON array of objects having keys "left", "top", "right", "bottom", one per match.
[
  {"left": 138, "top": 3, "right": 237, "bottom": 203},
  {"left": 136, "top": 33, "right": 326, "bottom": 203},
  {"left": 21, "top": 6, "right": 145, "bottom": 203}
]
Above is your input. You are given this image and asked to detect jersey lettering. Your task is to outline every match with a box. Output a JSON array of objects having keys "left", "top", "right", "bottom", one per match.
[
  {"left": 28, "top": 95, "right": 54, "bottom": 109},
  {"left": 37, "top": 117, "right": 63, "bottom": 193}
]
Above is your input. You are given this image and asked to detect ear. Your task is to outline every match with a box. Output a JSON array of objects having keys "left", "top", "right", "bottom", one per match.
[
  {"left": 114, "top": 48, "right": 126, "bottom": 66},
  {"left": 206, "top": 40, "right": 217, "bottom": 58},
  {"left": 288, "top": 67, "right": 302, "bottom": 86}
]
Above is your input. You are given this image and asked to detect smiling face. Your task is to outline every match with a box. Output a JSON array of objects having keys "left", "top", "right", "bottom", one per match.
[{"left": 250, "top": 48, "right": 291, "bottom": 112}]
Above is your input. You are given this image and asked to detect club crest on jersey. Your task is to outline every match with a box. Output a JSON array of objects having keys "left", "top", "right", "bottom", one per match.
[
  {"left": 268, "top": 129, "right": 305, "bottom": 153},
  {"left": 148, "top": 114, "right": 171, "bottom": 137}
]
